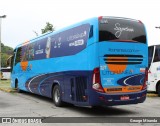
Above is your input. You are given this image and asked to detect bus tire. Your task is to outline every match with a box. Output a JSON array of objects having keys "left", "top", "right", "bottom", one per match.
[
  {"left": 15, "top": 79, "right": 22, "bottom": 93},
  {"left": 52, "top": 85, "right": 63, "bottom": 107},
  {"left": 158, "top": 84, "right": 160, "bottom": 97}
]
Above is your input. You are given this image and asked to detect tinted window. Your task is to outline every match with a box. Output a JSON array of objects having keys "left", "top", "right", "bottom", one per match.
[
  {"left": 153, "top": 45, "right": 160, "bottom": 62},
  {"left": 1, "top": 68, "right": 11, "bottom": 72},
  {"left": 148, "top": 46, "right": 154, "bottom": 68},
  {"left": 51, "top": 24, "right": 90, "bottom": 57},
  {"left": 15, "top": 24, "right": 90, "bottom": 62},
  {"left": 15, "top": 47, "right": 22, "bottom": 64},
  {"left": 89, "top": 25, "right": 93, "bottom": 38},
  {"left": 99, "top": 17, "right": 146, "bottom": 43}
]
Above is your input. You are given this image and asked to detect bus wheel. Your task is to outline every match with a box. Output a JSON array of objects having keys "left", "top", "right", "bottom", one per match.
[
  {"left": 52, "top": 85, "right": 63, "bottom": 107},
  {"left": 158, "top": 85, "right": 160, "bottom": 97}
]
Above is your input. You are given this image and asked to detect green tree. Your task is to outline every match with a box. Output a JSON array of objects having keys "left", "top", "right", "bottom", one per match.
[
  {"left": 41, "top": 22, "right": 55, "bottom": 34},
  {"left": 1, "top": 43, "right": 13, "bottom": 67},
  {"left": 1, "top": 53, "right": 9, "bottom": 67}
]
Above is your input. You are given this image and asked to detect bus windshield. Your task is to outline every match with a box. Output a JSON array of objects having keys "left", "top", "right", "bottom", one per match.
[{"left": 99, "top": 17, "right": 146, "bottom": 43}]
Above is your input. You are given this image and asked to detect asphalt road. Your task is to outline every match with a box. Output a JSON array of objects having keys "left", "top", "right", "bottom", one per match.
[{"left": 0, "top": 90, "right": 160, "bottom": 126}]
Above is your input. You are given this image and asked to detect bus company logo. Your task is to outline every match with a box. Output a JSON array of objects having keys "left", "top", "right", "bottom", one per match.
[
  {"left": 2, "top": 118, "right": 11, "bottom": 123},
  {"left": 102, "top": 70, "right": 133, "bottom": 75},
  {"left": 20, "top": 61, "right": 32, "bottom": 71},
  {"left": 69, "top": 39, "right": 84, "bottom": 47},
  {"left": 114, "top": 23, "right": 134, "bottom": 38},
  {"left": 67, "top": 31, "right": 87, "bottom": 41},
  {"left": 108, "top": 48, "right": 140, "bottom": 53}
]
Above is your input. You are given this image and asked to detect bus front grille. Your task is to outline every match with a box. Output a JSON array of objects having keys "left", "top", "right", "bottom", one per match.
[{"left": 104, "top": 54, "right": 143, "bottom": 65}]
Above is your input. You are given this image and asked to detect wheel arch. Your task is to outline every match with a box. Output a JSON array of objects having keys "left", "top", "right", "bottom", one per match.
[
  {"left": 15, "top": 78, "right": 18, "bottom": 88},
  {"left": 51, "top": 80, "right": 60, "bottom": 98},
  {"left": 156, "top": 80, "right": 160, "bottom": 93}
]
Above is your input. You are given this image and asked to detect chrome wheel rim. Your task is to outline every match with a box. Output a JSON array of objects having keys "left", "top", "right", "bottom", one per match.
[{"left": 54, "top": 88, "right": 60, "bottom": 103}]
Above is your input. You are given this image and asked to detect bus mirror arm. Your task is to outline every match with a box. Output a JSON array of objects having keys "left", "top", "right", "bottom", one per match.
[{"left": 6, "top": 55, "right": 13, "bottom": 67}]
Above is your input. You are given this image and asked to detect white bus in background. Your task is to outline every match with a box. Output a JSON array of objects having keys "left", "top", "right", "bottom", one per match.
[
  {"left": 0, "top": 67, "right": 11, "bottom": 80},
  {"left": 148, "top": 45, "right": 160, "bottom": 96}
]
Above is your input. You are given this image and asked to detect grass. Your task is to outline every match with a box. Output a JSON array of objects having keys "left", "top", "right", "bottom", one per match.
[{"left": 0, "top": 79, "right": 12, "bottom": 90}]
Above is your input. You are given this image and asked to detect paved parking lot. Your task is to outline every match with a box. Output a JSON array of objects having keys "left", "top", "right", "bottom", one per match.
[{"left": 0, "top": 90, "right": 160, "bottom": 125}]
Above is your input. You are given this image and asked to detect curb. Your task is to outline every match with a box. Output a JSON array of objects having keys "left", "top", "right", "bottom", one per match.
[
  {"left": 147, "top": 93, "right": 158, "bottom": 97},
  {"left": 0, "top": 88, "right": 16, "bottom": 93}
]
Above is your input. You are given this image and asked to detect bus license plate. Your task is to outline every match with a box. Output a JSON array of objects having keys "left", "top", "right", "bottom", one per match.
[{"left": 120, "top": 96, "right": 129, "bottom": 100}]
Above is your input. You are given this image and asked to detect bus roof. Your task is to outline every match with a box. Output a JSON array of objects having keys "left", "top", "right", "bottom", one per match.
[
  {"left": 101, "top": 16, "right": 140, "bottom": 22},
  {"left": 15, "top": 16, "right": 142, "bottom": 49},
  {"left": 149, "top": 44, "right": 160, "bottom": 47}
]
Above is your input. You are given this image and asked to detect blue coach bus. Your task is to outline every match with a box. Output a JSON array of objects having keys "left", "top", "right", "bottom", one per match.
[{"left": 10, "top": 16, "right": 148, "bottom": 107}]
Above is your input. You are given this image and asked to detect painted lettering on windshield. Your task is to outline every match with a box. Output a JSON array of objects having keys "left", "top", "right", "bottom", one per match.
[{"left": 114, "top": 23, "right": 134, "bottom": 38}]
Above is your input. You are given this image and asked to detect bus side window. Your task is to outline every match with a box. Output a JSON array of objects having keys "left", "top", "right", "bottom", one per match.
[
  {"left": 158, "top": 48, "right": 160, "bottom": 61},
  {"left": 89, "top": 25, "right": 93, "bottom": 38},
  {"left": 153, "top": 46, "right": 160, "bottom": 62}
]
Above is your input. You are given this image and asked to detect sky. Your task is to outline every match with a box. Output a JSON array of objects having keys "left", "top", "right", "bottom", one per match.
[{"left": 0, "top": 0, "right": 160, "bottom": 48}]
